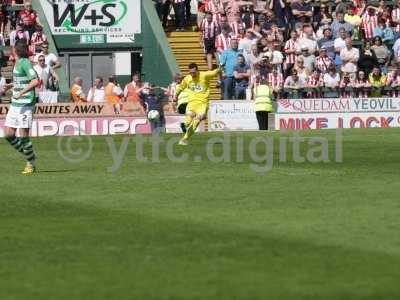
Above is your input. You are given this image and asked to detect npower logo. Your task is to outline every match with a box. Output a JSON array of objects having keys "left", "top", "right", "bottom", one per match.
[{"left": 49, "top": 0, "right": 128, "bottom": 32}]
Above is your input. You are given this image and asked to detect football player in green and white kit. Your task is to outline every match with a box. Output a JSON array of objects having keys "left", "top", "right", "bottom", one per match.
[{"left": 3, "top": 39, "right": 40, "bottom": 175}]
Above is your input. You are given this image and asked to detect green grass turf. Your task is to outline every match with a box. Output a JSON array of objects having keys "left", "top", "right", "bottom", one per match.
[{"left": 1, "top": 128, "right": 400, "bottom": 299}]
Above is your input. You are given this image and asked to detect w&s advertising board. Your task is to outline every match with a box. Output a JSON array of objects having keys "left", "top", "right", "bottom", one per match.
[{"left": 39, "top": 0, "right": 140, "bottom": 44}]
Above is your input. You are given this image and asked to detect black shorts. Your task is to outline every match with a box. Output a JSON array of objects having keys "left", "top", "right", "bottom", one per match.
[
  {"left": 178, "top": 103, "right": 187, "bottom": 115},
  {"left": 204, "top": 38, "right": 216, "bottom": 54}
]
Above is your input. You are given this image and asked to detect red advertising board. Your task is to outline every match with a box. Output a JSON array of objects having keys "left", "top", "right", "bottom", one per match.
[{"left": 0, "top": 103, "right": 193, "bottom": 137}]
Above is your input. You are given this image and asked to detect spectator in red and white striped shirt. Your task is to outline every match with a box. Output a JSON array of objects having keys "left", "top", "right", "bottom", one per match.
[
  {"left": 284, "top": 30, "right": 299, "bottom": 75},
  {"left": 392, "top": 1, "right": 400, "bottom": 36},
  {"left": 362, "top": 6, "right": 379, "bottom": 40},
  {"left": 165, "top": 73, "right": 182, "bottom": 110},
  {"left": 200, "top": 12, "right": 220, "bottom": 69},
  {"left": 306, "top": 69, "right": 323, "bottom": 98},
  {"left": 230, "top": 14, "right": 246, "bottom": 37},
  {"left": 205, "top": 0, "right": 220, "bottom": 15},
  {"left": 268, "top": 67, "right": 283, "bottom": 98},
  {"left": 30, "top": 26, "right": 47, "bottom": 52},
  {"left": 215, "top": 25, "right": 232, "bottom": 56},
  {"left": 205, "top": 0, "right": 222, "bottom": 23},
  {"left": 315, "top": 47, "right": 334, "bottom": 74},
  {"left": 249, "top": 73, "right": 260, "bottom": 90}
]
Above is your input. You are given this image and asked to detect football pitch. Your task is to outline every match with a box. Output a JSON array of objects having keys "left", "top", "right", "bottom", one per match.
[{"left": 1, "top": 129, "right": 400, "bottom": 299}]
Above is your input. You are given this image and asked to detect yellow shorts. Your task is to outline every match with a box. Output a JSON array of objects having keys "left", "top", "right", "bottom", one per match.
[{"left": 186, "top": 101, "right": 208, "bottom": 116}]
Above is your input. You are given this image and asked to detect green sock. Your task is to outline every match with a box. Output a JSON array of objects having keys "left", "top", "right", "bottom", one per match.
[
  {"left": 6, "top": 136, "right": 24, "bottom": 154},
  {"left": 20, "top": 137, "right": 36, "bottom": 165}
]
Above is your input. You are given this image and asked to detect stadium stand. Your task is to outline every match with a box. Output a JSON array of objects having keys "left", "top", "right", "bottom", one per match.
[
  {"left": 157, "top": 0, "right": 400, "bottom": 101},
  {"left": 167, "top": 30, "right": 221, "bottom": 101},
  {"left": 0, "top": 0, "right": 63, "bottom": 103},
  {"left": 0, "top": 1, "right": 26, "bottom": 103},
  {"left": 4, "top": 1, "right": 400, "bottom": 105}
]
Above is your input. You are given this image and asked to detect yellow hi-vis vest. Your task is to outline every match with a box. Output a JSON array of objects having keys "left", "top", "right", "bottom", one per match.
[
  {"left": 177, "top": 88, "right": 190, "bottom": 109},
  {"left": 253, "top": 85, "right": 273, "bottom": 112}
]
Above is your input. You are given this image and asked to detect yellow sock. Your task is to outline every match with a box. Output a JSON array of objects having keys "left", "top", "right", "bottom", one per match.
[
  {"left": 184, "top": 115, "right": 193, "bottom": 128},
  {"left": 184, "top": 118, "right": 200, "bottom": 140},
  {"left": 182, "top": 115, "right": 194, "bottom": 140},
  {"left": 192, "top": 118, "right": 201, "bottom": 132}
]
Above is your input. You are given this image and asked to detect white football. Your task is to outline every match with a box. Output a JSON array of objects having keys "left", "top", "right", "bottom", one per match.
[{"left": 147, "top": 110, "right": 160, "bottom": 120}]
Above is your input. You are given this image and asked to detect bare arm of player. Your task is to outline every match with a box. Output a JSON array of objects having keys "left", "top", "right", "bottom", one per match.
[
  {"left": 14, "top": 79, "right": 40, "bottom": 100},
  {"left": 204, "top": 67, "right": 221, "bottom": 79}
]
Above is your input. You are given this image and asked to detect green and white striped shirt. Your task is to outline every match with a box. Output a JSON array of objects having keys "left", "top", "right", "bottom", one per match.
[{"left": 12, "top": 58, "right": 38, "bottom": 107}]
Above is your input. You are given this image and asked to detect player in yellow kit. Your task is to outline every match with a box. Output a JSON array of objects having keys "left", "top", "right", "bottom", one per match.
[{"left": 175, "top": 63, "right": 221, "bottom": 145}]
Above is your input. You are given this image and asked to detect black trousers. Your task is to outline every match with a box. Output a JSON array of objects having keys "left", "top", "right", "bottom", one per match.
[
  {"left": 185, "top": 0, "right": 191, "bottom": 21},
  {"left": 155, "top": 1, "right": 163, "bottom": 19},
  {"left": 256, "top": 111, "right": 269, "bottom": 131},
  {"left": 174, "top": 2, "right": 186, "bottom": 29},
  {"left": 161, "top": 0, "right": 171, "bottom": 27},
  {"left": 177, "top": 103, "right": 187, "bottom": 115}
]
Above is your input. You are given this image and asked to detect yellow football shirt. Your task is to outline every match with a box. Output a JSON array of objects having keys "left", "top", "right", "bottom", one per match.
[{"left": 176, "top": 68, "right": 220, "bottom": 104}]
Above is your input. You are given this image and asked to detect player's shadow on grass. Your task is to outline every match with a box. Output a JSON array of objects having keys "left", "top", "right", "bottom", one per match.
[{"left": 38, "top": 169, "right": 79, "bottom": 174}]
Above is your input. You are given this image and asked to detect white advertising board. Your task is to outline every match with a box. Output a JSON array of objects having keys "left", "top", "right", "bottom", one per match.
[{"left": 39, "top": 0, "right": 140, "bottom": 43}]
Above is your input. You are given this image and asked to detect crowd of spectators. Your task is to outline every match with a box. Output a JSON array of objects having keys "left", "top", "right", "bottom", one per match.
[
  {"left": 154, "top": 0, "right": 192, "bottom": 30},
  {"left": 162, "top": 0, "right": 400, "bottom": 99},
  {"left": 69, "top": 73, "right": 167, "bottom": 132},
  {"left": 0, "top": 1, "right": 62, "bottom": 101}
]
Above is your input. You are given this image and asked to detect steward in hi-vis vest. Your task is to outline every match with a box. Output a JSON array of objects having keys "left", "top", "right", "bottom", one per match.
[{"left": 253, "top": 78, "right": 273, "bottom": 131}]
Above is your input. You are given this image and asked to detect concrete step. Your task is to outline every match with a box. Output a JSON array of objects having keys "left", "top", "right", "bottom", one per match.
[
  {"left": 176, "top": 60, "right": 207, "bottom": 64},
  {"left": 176, "top": 57, "right": 207, "bottom": 61},
  {"left": 168, "top": 36, "right": 200, "bottom": 43},
  {"left": 175, "top": 54, "right": 206, "bottom": 58},
  {"left": 172, "top": 49, "right": 205, "bottom": 55},
  {"left": 176, "top": 62, "right": 208, "bottom": 68},
  {"left": 167, "top": 31, "right": 200, "bottom": 38},
  {"left": 170, "top": 43, "right": 204, "bottom": 49},
  {"left": 166, "top": 28, "right": 220, "bottom": 100}
]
